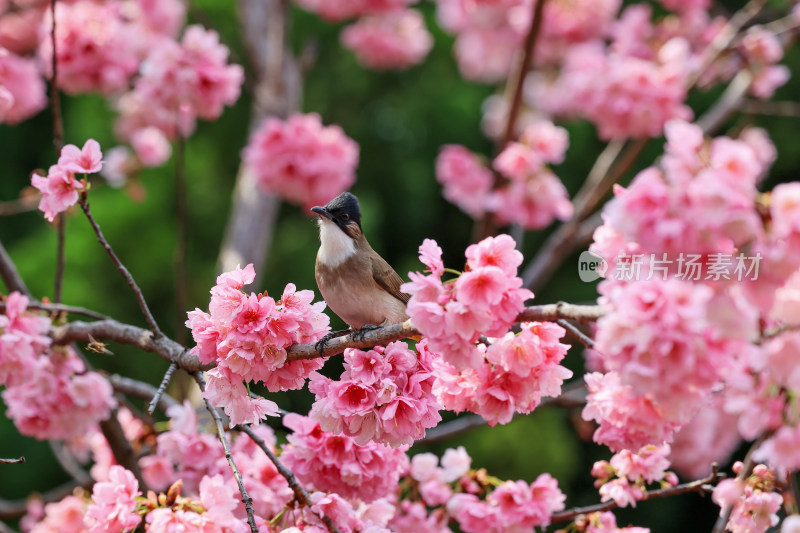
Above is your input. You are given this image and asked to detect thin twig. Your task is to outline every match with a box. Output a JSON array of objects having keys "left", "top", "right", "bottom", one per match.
[
  {"left": 551, "top": 465, "right": 723, "bottom": 524},
  {"left": 78, "top": 194, "right": 163, "bottom": 337},
  {"left": 0, "top": 240, "right": 31, "bottom": 295},
  {"left": 108, "top": 373, "right": 179, "bottom": 412},
  {"left": 193, "top": 373, "right": 259, "bottom": 533},
  {"left": 148, "top": 362, "right": 178, "bottom": 415},
  {"left": 0, "top": 457, "right": 24, "bottom": 464},
  {"left": 557, "top": 319, "right": 595, "bottom": 348},
  {"left": 237, "top": 424, "right": 344, "bottom": 533}
]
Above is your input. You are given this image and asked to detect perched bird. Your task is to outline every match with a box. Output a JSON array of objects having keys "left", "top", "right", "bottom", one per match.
[{"left": 311, "top": 192, "right": 409, "bottom": 339}]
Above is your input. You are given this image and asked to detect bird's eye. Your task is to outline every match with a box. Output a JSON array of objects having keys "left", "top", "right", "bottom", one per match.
[{"left": 341, "top": 214, "right": 350, "bottom": 221}]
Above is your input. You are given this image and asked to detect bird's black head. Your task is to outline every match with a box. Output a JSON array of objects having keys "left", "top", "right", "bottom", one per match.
[{"left": 311, "top": 192, "right": 362, "bottom": 235}]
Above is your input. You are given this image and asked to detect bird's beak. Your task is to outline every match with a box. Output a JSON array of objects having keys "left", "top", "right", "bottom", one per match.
[{"left": 311, "top": 206, "right": 333, "bottom": 220}]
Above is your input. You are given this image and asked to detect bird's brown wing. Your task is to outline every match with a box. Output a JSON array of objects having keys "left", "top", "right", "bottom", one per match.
[{"left": 371, "top": 254, "right": 410, "bottom": 305}]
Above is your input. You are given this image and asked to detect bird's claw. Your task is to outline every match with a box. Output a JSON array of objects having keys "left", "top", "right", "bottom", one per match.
[
  {"left": 352, "top": 324, "right": 381, "bottom": 342},
  {"left": 315, "top": 329, "right": 350, "bottom": 355}
]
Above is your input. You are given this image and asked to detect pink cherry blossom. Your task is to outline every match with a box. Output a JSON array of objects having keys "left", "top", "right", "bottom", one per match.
[
  {"left": 84, "top": 466, "right": 142, "bottom": 533},
  {"left": 130, "top": 127, "right": 172, "bottom": 167},
  {"left": 242, "top": 113, "right": 359, "bottom": 210},
  {"left": 26, "top": 495, "right": 87, "bottom": 533},
  {"left": 403, "top": 235, "right": 534, "bottom": 371},
  {"left": 31, "top": 166, "right": 82, "bottom": 222},
  {"left": 582, "top": 371, "right": 682, "bottom": 451},
  {"left": 342, "top": 10, "right": 433, "bottom": 70},
  {"left": 712, "top": 465, "right": 782, "bottom": 533},
  {"left": 295, "top": 0, "right": 417, "bottom": 22},
  {"left": 309, "top": 341, "right": 442, "bottom": 447},
  {"left": 435, "top": 144, "right": 493, "bottom": 218},
  {"left": 188, "top": 264, "right": 329, "bottom": 425},
  {"left": 3, "top": 346, "right": 116, "bottom": 440},
  {"left": 115, "top": 25, "right": 243, "bottom": 140},
  {"left": 0, "top": 47, "right": 46, "bottom": 124},
  {"left": 58, "top": 139, "right": 103, "bottom": 174},
  {"left": 560, "top": 39, "right": 692, "bottom": 139},
  {"left": 281, "top": 413, "right": 409, "bottom": 501}
]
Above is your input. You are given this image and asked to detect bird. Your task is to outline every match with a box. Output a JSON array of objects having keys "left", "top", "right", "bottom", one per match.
[{"left": 311, "top": 192, "right": 409, "bottom": 345}]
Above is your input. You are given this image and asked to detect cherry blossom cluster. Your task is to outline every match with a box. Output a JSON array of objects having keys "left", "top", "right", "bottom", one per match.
[
  {"left": 667, "top": 395, "right": 741, "bottom": 480},
  {"left": 402, "top": 235, "right": 534, "bottom": 368},
  {"left": 587, "top": 278, "right": 744, "bottom": 451},
  {"left": 447, "top": 474, "right": 566, "bottom": 532},
  {"left": 187, "top": 264, "right": 330, "bottom": 425},
  {"left": 293, "top": 0, "right": 432, "bottom": 71},
  {"left": 114, "top": 25, "right": 244, "bottom": 142},
  {"left": 558, "top": 39, "right": 692, "bottom": 139},
  {"left": 31, "top": 139, "right": 103, "bottom": 221},
  {"left": 712, "top": 463, "right": 782, "bottom": 533},
  {"left": 562, "top": 511, "right": 650, "bottom": 533},
  {"left": 435, "top": 0, "right": 620, "bottom": 83},
  {"left": 490, "top": 120, "right": 574, "bottom": 228},
  {"left": 280, "top": 413, "right": 410, "bottom": 502},
  {"left": 0, "top": 292, "right": 115, "bottom": 441},
  {"left": 475, "top": 3, "right": 790, "bottom": 142},
  {"left": 341, "top": 9, "right": 433, "bottom": 70},
  {"left": 591, "top": 120, "right": 772, "bottom": 272},
  {"left": 242, "top": 113, "right": 360, "bottom": 210},
  {"left": 1, "top": 0, "right": 242, "bottom": 179},
  {"left": 308, "top": 340, "right": 442, "bottom": 447},
  {"left": 431, "top": 322, "right": 573, "bottom": 426},
  {"left": 0, "top": 46, "right": 46, "bottom": 123},
  {"left": 437, "top": 120, "right": 573, "bottom": 227},
  {"left": 591, "top": 444, "right": 677, "bottom": 508}
]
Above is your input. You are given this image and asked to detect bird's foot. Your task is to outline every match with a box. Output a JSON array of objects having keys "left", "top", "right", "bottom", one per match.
[
  {"left": 315, "top": 329, "right": 350, "bottom": 356},
  {"left": 352, "top": 324, "right": 381, "bottom": 342}
]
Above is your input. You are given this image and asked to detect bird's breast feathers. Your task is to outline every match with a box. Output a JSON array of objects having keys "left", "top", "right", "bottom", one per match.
[{"left": 316, "top": 218, "right": 356, "bottom": 267}]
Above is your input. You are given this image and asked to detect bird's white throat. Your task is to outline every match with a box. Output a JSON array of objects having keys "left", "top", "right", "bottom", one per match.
[{"left": 317, "top": 219, "right": 356, "bottom": 267}]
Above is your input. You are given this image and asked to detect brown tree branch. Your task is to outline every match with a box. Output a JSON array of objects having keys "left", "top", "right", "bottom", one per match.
[
  {"left": 0, "top": 457, "right": 24, "bottom": 464},
  {"left": 50, "top": 304, "right": 605, "bottom": 370},
  {"left": 50, "top": 319, "right": 205, "bottom": 372},
  {"left": 551, "top": 465, "right": 723, "bottom": 524},
  {"left": 287, "top": 303, "right": 605, "bottom": 361}
]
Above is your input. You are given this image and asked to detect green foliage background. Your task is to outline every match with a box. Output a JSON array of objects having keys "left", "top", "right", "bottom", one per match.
[{"left": 1, "top": 1, "right": 799, "bottom": 530}]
